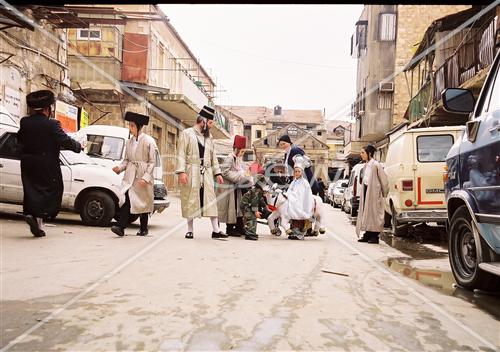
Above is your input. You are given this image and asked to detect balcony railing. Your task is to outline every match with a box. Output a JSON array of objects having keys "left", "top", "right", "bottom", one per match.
[
  {"left": 408, "top": 81, "right": 431, "bottom": 123},
  {"left": 407, "top": 13, "right": 497, "bottom": 123}
]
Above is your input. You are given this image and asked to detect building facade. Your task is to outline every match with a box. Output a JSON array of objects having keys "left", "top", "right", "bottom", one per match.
[
  {"left": 64, "top": 4, "right": 230, "bottom": 190},
  {"left": 346, "top": 5, "right": 471, "bottom": 164}
]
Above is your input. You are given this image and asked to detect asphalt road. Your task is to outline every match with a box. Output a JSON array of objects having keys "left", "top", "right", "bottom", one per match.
[{"left": 0, "top": 197, "right": 499, "bottom": 351}]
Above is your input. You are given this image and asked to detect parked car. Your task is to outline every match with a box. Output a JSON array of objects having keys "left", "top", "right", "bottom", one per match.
[
  {"left": 342, "top": 162, "right": 364, "bottom": 217},
  {"left": 332, "top": 179, "right": 349, "bottom": 208},
  {"left": 0, "top": 124, "right": 124, "bottom": 226},
  {"left": 72, "top": 125, "right": 169, "bottom": 217},
  {"left": 384, "top": 126, "right": 464, "bottom": 236},
  {"left": 441, "top": 49, "right": 500, "bottom": 291}
]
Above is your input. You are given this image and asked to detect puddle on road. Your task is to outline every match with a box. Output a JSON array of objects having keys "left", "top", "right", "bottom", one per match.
[
  {"left": 380, "top": 232, "right": 448, "bottom": 260},
  {"left": 385, "top": 257, "right": 500, "bottom": 319}
]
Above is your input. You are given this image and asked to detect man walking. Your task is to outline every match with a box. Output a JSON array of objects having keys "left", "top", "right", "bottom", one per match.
[
  {"left": 175, "top": 105, "right": 227, "bottom": 239},
  {"left": 17, "top": 90, "right": 82, "bottom": 237},
  {"left": 277, "top": 134, "right": 319, "bottom": 195},
  {"left": 111, "top": 111, "right": 156, "bottom": 237}
]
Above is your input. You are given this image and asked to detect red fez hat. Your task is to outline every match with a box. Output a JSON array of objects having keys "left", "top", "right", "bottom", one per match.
[{"left": 233, "top": 135, "right": 247, "bottom": 149}]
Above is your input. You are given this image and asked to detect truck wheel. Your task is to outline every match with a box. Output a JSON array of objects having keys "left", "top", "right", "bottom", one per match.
[
  {"left": 391, "top": 205, "right": 408, "bottom": 237},
  {"left": 449, "top": 206, "right": 500, "bottom": 291},
  {"left": 80, "top": 191, "right": 115, "bottom": 226}
]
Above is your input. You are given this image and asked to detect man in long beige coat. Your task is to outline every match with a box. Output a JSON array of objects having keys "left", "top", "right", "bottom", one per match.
[
  {"left": 217, "top": 135, "right": 253, "bottom": 236},
  {"left": 355, "top": 144, "right": 389, "bottom": 244},
  {"left": 175, "top": 105, "right": 227, "bottom": 239},
  {"left": 111, "top": 111, "right": 156, "bottom": 237}
]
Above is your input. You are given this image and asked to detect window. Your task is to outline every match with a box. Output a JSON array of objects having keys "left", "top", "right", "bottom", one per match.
[
  {"left": 485, "top": 59, "right": 500, "bottom": 112},
  {"left": 77, "top": 28, "right": 101, "bottom": 41},
  {"left": 86, "top": 135, "right": 124, "bottom": 160},
  {"left": 256, "top": 130, "right": 262, "bottom": 139},
  {"left": 0, "top": 133, "right": 21, "bottom": 160},
  {"left": 356, "top": 21, "right": 367, "bottom": 49},
  {"left": 167, "top": 131, "right": 176, "bottom": 152},
  {"left": 378, "top": 91, "right": 393, "bottom": 109},
  {"left": 416, "top": 135, "right": 454, "bottom": 162},
  {"left": 379, "top": 13, "right": 396, "bottom": 41}
]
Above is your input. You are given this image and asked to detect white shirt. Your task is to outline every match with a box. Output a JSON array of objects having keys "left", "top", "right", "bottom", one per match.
[
  {"left": 129, "top": 133, "right": 143, "bottom": 157},
  {"left": 363, "top": 159, "right": 375, "bottom": 186}
]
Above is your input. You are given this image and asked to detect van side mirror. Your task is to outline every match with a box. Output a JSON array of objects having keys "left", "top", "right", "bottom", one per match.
[
  {"left": 466, "top": 120, "right": 481, "bottom": 143},
  {"left": 442, "top": 88, "right": 474, "bottom": 114}
]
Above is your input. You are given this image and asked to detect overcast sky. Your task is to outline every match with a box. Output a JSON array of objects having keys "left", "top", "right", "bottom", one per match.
[{"left": 159, "top": 4, "right": 363, "bottom": 121}]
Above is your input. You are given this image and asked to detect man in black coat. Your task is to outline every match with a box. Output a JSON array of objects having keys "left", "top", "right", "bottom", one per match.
[
  {"left": 277, "top": 134, "right": 320, "bottom": 195},
  {"left": 17, "top": 90, "right": 82, "bottom": 237}
]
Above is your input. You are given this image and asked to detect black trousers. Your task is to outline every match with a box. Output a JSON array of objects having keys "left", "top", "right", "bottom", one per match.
[
  {"left": 118, "top": 192, "right": 149, "bottom": 231},
  {"left": 226, "top": 189, "right": 244, "bottom": 232}
]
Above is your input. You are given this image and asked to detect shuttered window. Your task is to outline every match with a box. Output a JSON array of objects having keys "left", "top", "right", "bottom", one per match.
[{"left": 379, "top": 13, "right": 396, "bottom": 41}]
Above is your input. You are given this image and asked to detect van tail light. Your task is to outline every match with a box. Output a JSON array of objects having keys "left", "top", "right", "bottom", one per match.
[
  {"left": 405, "top": 199, "right": 413, "bottom": 207},
  {"left": 443, "top": 165, "right": 449, "bottom": 183},
  {"left": 353, "top": 176, "right": 358, "bottom": 195},
  {"left": 402, "top": 180, "right": 413, "bottom": 191}
]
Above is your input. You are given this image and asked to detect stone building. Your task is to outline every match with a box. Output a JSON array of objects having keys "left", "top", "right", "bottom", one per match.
[
  {"left": 63, "top": 4, "right": 230, "bottom": 190},
  {"left": 346, "top": 5, "right": 471, "bottom": 164},
  {"left": 0, "top": 6, "right": 79, "bottom": 123}
]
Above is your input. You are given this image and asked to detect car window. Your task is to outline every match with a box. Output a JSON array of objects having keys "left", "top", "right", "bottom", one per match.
[
  {"left": 486, "top": 61, "right": 500, "bottom": 112},
  {"left": 416, "top": 135, "right": 454, "bottom": 162},
  {"left": 0, "top": 132, "right": 21, "bottom": 160},
  {"left": 86, "top": 135, "right": 124, "bottom": 160},
  {"left": 475, "top": 52, "right": 500, "bottom": 118}
]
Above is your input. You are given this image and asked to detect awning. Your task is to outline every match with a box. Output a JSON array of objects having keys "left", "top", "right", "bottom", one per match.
[
  {"left": 404, "top": 6, "right": 485, "bottom": 72},
  {"left": 0, "top": 6, "right": 35, "bottom": 31},
  {"left": 150, "top": 93, "right": 230, "bottom": 139}
]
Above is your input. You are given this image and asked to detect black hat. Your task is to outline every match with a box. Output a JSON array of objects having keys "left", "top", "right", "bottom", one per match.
[
  {"left": 277, "top": 134, "right": 292, "bottom": 144},
  {"left": 199, "top": 105, "right": 215, "bottom": 120},
  {"left": 124, "top": 111, "right": 149, "bottom": 126},
  {"left": 26, "top": 90, "right": 55, "bottom": 110}
]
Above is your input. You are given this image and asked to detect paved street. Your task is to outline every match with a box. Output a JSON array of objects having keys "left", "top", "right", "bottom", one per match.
[{"left": 0, "top": 197, "right": 499, "bottom": 351}]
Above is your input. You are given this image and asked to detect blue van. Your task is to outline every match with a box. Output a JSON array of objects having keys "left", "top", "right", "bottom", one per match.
[{"left": 442, "top": 48, "right": 500, "bottom": 291}]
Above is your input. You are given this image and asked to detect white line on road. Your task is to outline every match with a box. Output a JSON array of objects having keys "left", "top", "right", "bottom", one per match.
[{"left": 326, "top": 228, "right": 498, "bottom": 350}]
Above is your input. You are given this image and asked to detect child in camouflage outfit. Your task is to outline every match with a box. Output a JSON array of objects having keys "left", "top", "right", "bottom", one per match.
[{"left": 240, "top": 175, "right": 269, "bottom": 241}]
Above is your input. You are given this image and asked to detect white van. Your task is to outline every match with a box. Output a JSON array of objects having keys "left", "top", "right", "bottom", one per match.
[
  {"left": 72, "top": 125, "right": 169, "bottom": 215},
  {"left": 384, "top": 126, "right": 464, "bottom": 235},
  {"left": 342, "top": 162, "right": 365, "bottom": 217}
]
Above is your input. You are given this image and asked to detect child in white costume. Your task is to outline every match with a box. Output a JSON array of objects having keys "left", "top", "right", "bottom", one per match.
[{"left": 281, "top": 155, "right": 314, "bottom": 222}]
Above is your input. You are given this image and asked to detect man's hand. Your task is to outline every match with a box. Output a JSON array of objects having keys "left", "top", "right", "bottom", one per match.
[
  {"left": 138, "top": 179, "right": 148, "bottom": 187},
  {"left": 255, "top": 211, "right": 262, "bottom": 219},
  {"left": 216, "top": 175, "right": 224, "bottom": 184},
  {"left": 178, "top": 172, "right": 188, "bottom": 185},
  {"left": 112, "top": 166, "right": 121, "bottom": 175}
]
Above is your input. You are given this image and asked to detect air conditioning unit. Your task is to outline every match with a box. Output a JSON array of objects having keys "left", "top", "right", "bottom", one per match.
[{"left": 379, "top": 81, "right": 394, "bottom": 92}]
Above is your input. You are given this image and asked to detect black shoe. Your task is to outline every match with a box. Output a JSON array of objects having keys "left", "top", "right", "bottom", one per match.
[
  {"left": 25, "top": 215, "right": 43, "bottom": 237},
  {"left": 227, "top": 229, "right": 242, "bottom": 237},
  {"left": 357, "top": 236, "right": 369, "bottom": 242},
  {"left": 212, "top": 231, "right": 228, "bottom": 239},
  {"left": 136, "top": 229, "right": 148, "bottom": 236},
  {"left": 185, "top": 232, "right": 193, "bottom": 239},
  {"left": 111, "top": 226, "right": 125, "bottom": 237},
  {"left": 367, "top": 236, "right": 379, "bottom": 244},
  {"left": 245, "top": 235, "right": 258, "bottom": 241}
]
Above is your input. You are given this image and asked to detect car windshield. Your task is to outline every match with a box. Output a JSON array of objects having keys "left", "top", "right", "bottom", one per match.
[
  {"left": 61, "top": 150, "right": 96, "bottom": 165},
  {"left": 86, "top": 134, "right": 124, "bottom": 160},
  {"left": 0, "top": 112, "right": 18, "bottom": 128}
]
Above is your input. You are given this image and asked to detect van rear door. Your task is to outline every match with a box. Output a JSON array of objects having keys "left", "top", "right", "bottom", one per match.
[{"left": 414, "top": 133, "right": 455, "bottom": 209}]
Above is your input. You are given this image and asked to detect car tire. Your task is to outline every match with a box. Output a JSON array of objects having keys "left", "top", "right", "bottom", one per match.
[
  {"left": 391, "top": 204, "right": 408, "bottom": 237},
  {"left": 80, "top": 191, "right": 115, "bottom": 226},
  {"left": 449, "top": 206, "right": 500, "bottom": 291}
]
